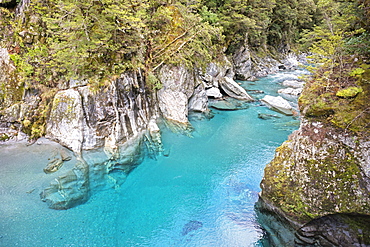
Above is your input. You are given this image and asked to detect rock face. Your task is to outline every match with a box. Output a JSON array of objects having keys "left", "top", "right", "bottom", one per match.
[
  {"left": 40, "top": 71, "right": 156, "bottom": 209},
  {"left": 157, "top": 65, "right": 197, "bottom": 124},
  {"left": 258, "top": 119, "right": 370, "bottom": 246},
  {"left": 157, "top": 60, "right": 253, "bottom": 126},
  {"left": 46, "top": 71, "right": 151, "bottom": 154},
  {"left": 232, "top": 40, "right": 305, "bottom": 80},
  {"left": 233, "top": 45, "right": 253, "bottom": 81},
  {"left": 46, "top": 89, "right": 85, "bottom": 153}
]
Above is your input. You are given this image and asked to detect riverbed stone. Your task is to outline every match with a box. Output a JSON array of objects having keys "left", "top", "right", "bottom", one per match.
[
  {"left": 261, "top": 95, "right": 293, "bottom": 115},
  {"left": 282, "top": 80, "right": 305, "bottom": 88},
  {"left": 278, "top": 87, "right": 302, "bottom": 96}
]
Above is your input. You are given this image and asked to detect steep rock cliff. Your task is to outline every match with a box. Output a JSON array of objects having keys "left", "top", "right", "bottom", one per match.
[{"left": 258, "top": 72, "right": 370, "bottom": 246}]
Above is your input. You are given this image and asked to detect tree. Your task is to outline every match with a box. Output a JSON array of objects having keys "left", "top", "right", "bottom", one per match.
[{"left": 12, "top": 0, "right": 223, "bottom": 90}]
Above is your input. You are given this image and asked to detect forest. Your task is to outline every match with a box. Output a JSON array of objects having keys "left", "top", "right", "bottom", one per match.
[{"left": 0, "top": 0, "right": 369, "bottom": 137}]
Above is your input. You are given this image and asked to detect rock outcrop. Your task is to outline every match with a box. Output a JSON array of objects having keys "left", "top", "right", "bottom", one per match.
[
  {"left": 258, "top": 119, "right": 370, "bottom": 245},
  {"left": 46, "top": 71, "right": 151, "bottom": 154}
]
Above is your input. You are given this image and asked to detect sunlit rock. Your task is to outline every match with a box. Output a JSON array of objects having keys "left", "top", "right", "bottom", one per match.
[
  {"left": 219, "top": 77, "right": 253, "bottom": 101},
  {"left": 205, "top": 87, "right": 223, "bottom": 98},
  {"left": 278, "top": 87, "right": 302, "bottom": 96},
  {"left": 157, "top": 65, "right": 196, "bottom": 124},
  {"left": 46, "top": 89, "right": 84, "bottom": 154},
  {"left": 282, "top": 79, "right": 305, "bottom": 88},
  {"left": 261, "top": 95, "right": 293, "bottom": 115}
]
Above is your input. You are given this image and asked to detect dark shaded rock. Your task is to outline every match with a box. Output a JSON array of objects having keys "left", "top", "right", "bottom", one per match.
[
  {"left": 255, "top": 197, "right": 370, "bottom": 247},
  {"left": 233, "top": 44, "right": 253, "bottom": 81},
  {"left": 0, "top": 0, "right": 18, "bottom": 8},
  {"left": 296, "top": 214, "right": 370, "bottom": 246},
  {"left": 182, "top": 220, "right": 203, "bottom": 236}
]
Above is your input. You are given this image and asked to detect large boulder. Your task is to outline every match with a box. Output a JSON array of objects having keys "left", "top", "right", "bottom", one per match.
[
  {"left": 205, "top": 87, "right": 223, "bottom": 98},
  {"left": 282, "top": 80, "right": 305, "bottom": 88},
  {"left": 188, "top": 83, "right": 208, "bottom": 112},
  {"left": 278, "top": 87, "right": 302, "bottom": 96},
  {"left": 219, "top": 77, "right": 253, "bottom": 101},
  {"left": 261, "top": 95, "right": 294, "bottom": 115}
]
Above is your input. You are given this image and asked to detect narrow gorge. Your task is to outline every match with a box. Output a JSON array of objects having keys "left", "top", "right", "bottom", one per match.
[{"left": 1, "top": 0, "right": 369, "bottom": 246}]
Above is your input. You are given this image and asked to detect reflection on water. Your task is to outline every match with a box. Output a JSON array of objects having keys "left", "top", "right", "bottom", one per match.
[{"left": 0, "top": 69, "right": 306, "bottom": 246}]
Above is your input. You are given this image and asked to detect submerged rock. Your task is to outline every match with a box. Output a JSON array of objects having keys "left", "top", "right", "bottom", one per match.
[
  {"left": 41, "top": 133, "right": 146, "bottom": 209},
  {"left": 258, "top": 113, "right": 281, "bottom": 120},
  {"left": 40, "top": 159, "right": 90, "bottom": 210},
  {"left": 182, "top": 220, "right": 203, "bottom": 236},
  {"left": 43, "top": 158, "right": 64, "bottom": 174},
  {"left": 209, "top": 98, "right": 250, "bottom": 111}
]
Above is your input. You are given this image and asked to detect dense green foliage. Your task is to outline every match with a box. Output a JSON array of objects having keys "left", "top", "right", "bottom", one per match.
[
  {"left": 299, "top": 0, "right": 370, "bottom": 133},
  {"left": 3, "top": 0, "right": 323, "bottom": 90},
  {"left": 9, "top": 0, "right": 223, "bottom": 89},
  {"left": 1, "top": 0, "right": 369, "bottom": 138}
]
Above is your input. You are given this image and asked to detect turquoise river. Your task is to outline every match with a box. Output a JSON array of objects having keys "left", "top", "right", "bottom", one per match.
[{"left": 0, "top": 69, "right": 307, "bottom": 246}]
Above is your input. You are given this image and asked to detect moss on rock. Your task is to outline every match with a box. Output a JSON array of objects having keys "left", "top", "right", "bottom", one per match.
[
  {"left": 261, "top": 120, "right": 370, "bottom": 225},
  {"left": 336, "top": 86, "right": 363, "bottom": 98}
]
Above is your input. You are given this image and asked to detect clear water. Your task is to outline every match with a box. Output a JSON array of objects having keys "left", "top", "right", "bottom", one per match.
[{"left": 0, "top": 70, "right": 305, "bottom": 247}]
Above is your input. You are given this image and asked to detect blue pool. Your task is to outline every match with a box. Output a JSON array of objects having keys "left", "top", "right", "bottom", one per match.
[{"left": 0, "top": 70, "right": 306, "bottom": 246}]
